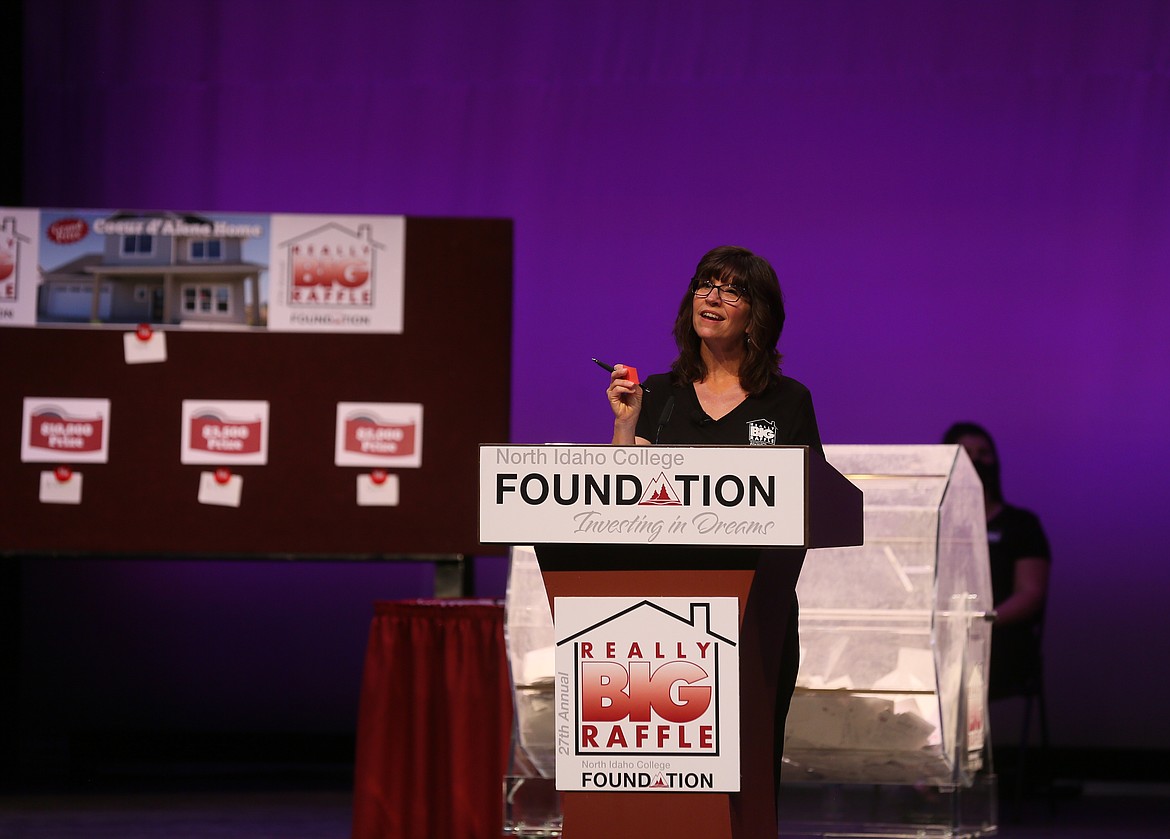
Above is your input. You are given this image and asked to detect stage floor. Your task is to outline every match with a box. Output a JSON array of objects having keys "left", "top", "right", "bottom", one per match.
[{"left": 0, "top": 779, "right": 1168, "bottom": 839}]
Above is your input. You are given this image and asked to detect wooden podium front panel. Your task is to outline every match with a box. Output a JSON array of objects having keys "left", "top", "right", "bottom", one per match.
[
  {"left": 540, "top": 568, "right": 755, "bottom": 607},
  {"left": 536, "top": 548, "right": 804, "bottom": 839}
]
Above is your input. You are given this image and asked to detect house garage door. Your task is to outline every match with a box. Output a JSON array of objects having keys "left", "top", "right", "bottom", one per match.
[{"left": 46, "top": 283, "right": 113, "bottom": 319}]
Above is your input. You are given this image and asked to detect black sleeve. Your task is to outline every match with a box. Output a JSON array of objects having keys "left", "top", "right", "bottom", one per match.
[
  {"left": 1014, "top": 508, "right": 1052, "bottom": 562},
  {"left": 779, "top": 379, "right": 824, "bottom": 458}
]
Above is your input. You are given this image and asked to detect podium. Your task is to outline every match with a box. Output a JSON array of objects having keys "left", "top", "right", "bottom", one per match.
[{"left": 480, "top": 444, "right": 863, "bottom": 839}]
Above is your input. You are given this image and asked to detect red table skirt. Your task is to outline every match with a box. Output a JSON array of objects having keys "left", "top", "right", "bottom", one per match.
[{"left": 352, "top": 599, "right": 513, "bottom": 839}]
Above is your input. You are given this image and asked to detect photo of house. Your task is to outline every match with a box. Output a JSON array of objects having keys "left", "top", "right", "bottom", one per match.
[{"left": 37, "top": 209, "right": 270, "bottom": 327}]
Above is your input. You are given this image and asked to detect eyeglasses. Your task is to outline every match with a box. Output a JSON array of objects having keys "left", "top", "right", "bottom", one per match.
[{"left": 692, "top": 278, "right": 747, "bottom": 305}]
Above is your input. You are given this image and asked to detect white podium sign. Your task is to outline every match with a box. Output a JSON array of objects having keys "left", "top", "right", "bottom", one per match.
[
  {"left": 479, "top": 445, "right": 808, "bottom": 547},
  {"left": 554, "top": 596, "right": 741, "bottom": 792}
]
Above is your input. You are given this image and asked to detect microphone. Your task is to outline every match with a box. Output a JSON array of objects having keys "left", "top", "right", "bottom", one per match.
[
  {"left": 654, "top": 396, "right": 675, "bottom": 444},
  {"left": 690, "top": 409, "right": 712, "bottom": 427}
]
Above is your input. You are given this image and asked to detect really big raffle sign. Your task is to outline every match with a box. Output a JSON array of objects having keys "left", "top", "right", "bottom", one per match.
[{"left": 554, "top": 596, "right": 740, "bottom": 792}]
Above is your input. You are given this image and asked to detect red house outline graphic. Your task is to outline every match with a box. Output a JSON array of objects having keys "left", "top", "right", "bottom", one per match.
[
  {"left": 558, "top": 600, "right": 735, "bottom": 758},
  {"left": 279, "top": 222, "right": 386, "bottom": 309}
]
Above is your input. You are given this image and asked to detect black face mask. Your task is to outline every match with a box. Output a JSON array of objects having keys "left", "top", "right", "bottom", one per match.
[{"left": 972, "top": 460, "right": 1002, "bottom": 499}]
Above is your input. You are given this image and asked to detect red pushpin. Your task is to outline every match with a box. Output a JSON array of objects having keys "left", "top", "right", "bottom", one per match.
[
  {"left": 213, "top": 467, "right": 232, "bottom": 485},
  {"left": 370, "top": 468, "right": 388, "bottom": 485},
  {"left": 54, "top": 465, "right": 73, "bottom": 483},
  {"left": 136, "top": 323, "right": 153, "bottom": 341}
]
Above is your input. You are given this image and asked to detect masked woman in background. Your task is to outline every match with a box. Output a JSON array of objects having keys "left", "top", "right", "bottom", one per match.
[{"left": 944, "top": 421, "right": 1052, "bottom": 701}]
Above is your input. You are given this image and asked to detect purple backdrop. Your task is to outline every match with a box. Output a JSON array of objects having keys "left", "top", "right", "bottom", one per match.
[{"left": 19, "top": 1, "right": 1170, "bottom": 752}]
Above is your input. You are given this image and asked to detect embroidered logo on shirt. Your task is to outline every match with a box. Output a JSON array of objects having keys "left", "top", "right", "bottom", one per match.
[{"left": 746, "top": 419, "right": 777, "bottom": 446}]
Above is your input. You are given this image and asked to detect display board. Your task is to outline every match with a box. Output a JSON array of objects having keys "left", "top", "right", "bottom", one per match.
[{"left": 0, "top": 216, "right": 512, "bottom": 556}]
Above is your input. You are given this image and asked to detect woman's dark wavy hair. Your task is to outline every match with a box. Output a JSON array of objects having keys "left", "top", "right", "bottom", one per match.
[
  {"left": 670, "top": 245, "right": 785, "bottom": 396},
  {"left": 942, "top": 421, "right": 1002, "bottom": 498},
  {"left": 942, "top": 421, "right": 997, "bottom": 454}
]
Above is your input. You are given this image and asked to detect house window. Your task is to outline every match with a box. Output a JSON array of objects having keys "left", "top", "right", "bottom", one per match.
[
  {"left": 181, "top": 283, "right": 232, "bottom": 316},
  {"left": 190, "top": 239, "right": 224, "bottom": 261},
  {"left": 121, "top": 234, "right": 154, "bottom": 256}
]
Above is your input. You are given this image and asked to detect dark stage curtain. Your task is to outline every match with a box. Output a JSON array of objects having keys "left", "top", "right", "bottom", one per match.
[{"left": 352, "top": 600, "right": 513, "bottom": 839}]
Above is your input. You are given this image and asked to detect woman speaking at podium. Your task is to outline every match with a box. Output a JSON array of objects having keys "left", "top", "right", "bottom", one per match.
[{"left": 604, "top": 244, "right": 824, "bottom": 810}]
